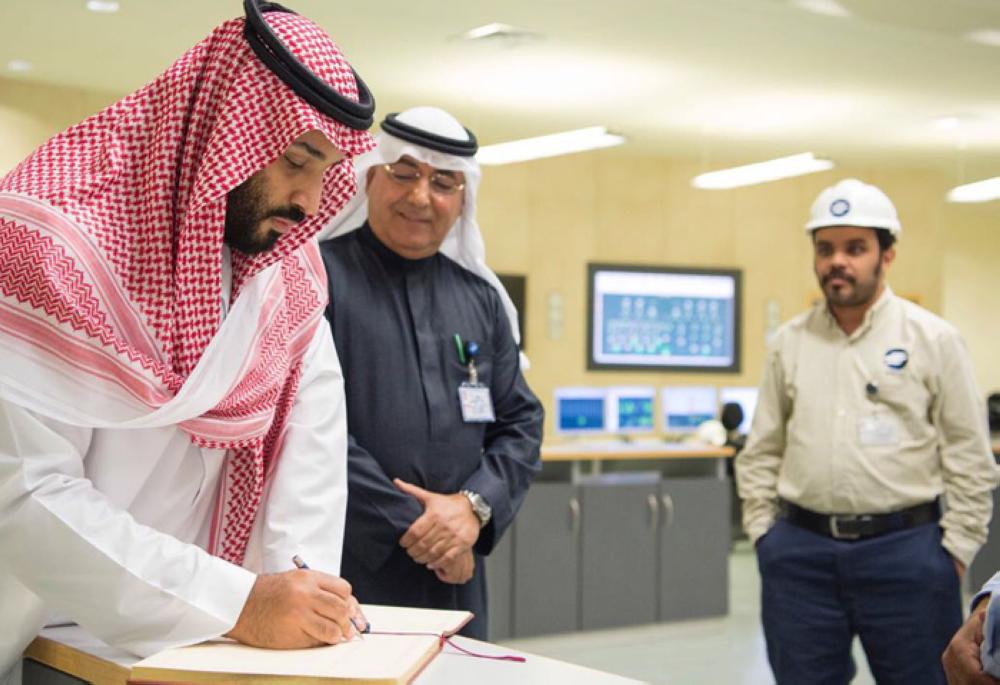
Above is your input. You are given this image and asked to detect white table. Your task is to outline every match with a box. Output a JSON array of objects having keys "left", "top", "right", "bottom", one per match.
[{"left": 23, "top": 625, "right": 647, "bottom": 685}]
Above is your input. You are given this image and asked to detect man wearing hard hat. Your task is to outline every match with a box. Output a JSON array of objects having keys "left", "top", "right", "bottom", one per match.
[{"left": 736, "top": 179, "right": 998, "bottom": 685}]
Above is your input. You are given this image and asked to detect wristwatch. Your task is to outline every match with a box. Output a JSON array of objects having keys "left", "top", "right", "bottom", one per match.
[{"left": 460, "top": 490, "right": 492, "bottom": 528}]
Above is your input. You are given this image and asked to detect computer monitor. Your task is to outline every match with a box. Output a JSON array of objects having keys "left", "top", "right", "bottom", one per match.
[
  {"left": 661, "top": 386, "right": 718, "bottom": 434},
  {"left": 719, "top": 386, "right": 759, "bottom": 434},
  {"left": 607, "top": 386, "right": 656, "bottom": 434},
  {"left": 554, "top": 387, "right": 608, "bottom": 435},
  {"left": 587, "top": 263, "right": 742, "bottom": 372}
]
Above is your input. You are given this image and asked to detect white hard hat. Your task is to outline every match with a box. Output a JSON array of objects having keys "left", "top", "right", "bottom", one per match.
[{"left": 805, "top": 178, "right": 901, "bottom": 236}]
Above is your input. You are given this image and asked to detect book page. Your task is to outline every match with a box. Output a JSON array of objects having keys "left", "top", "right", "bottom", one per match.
[
  {"left": 130, "top": 604, "right": 472, "bottom": 684},
  {"left": 361, "top": 604, "right": 472, "bottom": 636},
  {"left": 131, "top": 634, "right": 437, "bottom": 683}
]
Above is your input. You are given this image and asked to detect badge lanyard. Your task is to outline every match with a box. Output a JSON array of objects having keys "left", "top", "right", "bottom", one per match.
[{"left": 454, "top": 333, "right": 495, "bottom": 423}]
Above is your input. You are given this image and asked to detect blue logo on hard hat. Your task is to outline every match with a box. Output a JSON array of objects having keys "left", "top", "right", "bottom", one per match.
[{"left": 830, "top": 199, "right": 850, "bottom": 217}]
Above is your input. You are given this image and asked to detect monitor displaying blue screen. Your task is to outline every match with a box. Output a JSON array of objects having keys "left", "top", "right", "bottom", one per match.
[
  {"left": 662, "top": 386, "right": 718, "bottom": 433},
  {"left": 608, "top": 386, "right": 656, "bottom": 434},
  {"left": 588, "top": 264, "right": 741, "bottom": 372},
  {"left": 720, "top": 386, "right": 759, "bottom": 434},
  {"left": 554, "top": 388, "right": 608, "bottom": 434}
]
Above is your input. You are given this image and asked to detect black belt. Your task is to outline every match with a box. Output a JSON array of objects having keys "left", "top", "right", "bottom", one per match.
[{"left": 783, "top": 500, "right": 940, "bottom": 541}]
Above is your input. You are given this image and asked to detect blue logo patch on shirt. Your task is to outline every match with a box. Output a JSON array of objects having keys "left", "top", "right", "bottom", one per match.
[
  {"left": 884, "top": 348, "right": 909, "bottom": 370},
  {"left": 830, "top": 198, "right": 851, "bottom": 217}
]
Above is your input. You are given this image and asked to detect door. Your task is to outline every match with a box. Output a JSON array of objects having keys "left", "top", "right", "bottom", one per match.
[
  {"left": 659, "top": 477, "right": 730, "bottom": 621},
  {"left": 513, "top": 482, "right": 581, "bottom": 636}
]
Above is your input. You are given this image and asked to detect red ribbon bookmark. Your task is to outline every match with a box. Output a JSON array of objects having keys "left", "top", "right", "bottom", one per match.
[{"left": 369, "top": 631, "right": 526, "bottom": 663}]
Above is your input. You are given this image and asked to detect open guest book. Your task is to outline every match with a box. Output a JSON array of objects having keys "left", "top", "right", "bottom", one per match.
[{"left": 127, "top": 604, "right": 473, "bottom": 685}]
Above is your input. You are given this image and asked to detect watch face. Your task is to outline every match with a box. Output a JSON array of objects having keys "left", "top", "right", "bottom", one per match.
[{"left": 464, "top": 491, "right": 490, "bottom": 526}]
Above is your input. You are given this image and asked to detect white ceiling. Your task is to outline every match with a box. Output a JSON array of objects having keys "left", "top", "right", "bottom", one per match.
[{"left": 3, "top": 0, "right": 1000, "bottom": 181}]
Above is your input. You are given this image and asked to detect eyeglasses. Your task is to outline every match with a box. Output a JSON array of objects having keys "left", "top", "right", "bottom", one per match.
[{"left": 381, "top": 162, "right": 465, "bottom": 196}]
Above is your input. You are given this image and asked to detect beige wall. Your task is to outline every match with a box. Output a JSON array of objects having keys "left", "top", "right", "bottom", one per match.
[
  {"left": 476, "top": 154, "right": 991, "bottom": 438},
  {"left": 2, "top": 77, "right": 997, "bottom": 436},
  {"left": 0, "top": 77, "right": 121, "bottom": 173},
  {"left": 942, "top": 202, "right": 1000, "bottom": 397}
]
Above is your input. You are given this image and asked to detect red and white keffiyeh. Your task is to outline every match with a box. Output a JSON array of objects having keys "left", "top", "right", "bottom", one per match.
[{"left": 0, "top": 12, "right": 374, "bottom": 564}]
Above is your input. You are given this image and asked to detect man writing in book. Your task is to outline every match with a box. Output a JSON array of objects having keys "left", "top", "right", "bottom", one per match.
[
  {"left": 0, "top": 3, "right": 376, "bottom": 680},
  {"left": 318, "top": 107, "right": 544, "bottom": 639}
]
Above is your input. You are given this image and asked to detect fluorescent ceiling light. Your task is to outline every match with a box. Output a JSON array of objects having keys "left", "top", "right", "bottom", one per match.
[
  {"left": 86, "top": 0, "right": 120, "bottom": 13},
  {"left": 460, "top": 23, "right": 516, "bottom": 40},
  {"left": 931, "top": 116, "right": 962, "bottom": 131},
  {"left": 455, "top": 22, "right": 537, "bottom": 43},
  {"left": 692, "top": 152, "right": 834, "bottom": 189},
  {"left": 477, "top": 127, "right": 625, "bottom": 165},
  {"left": 947, "top": 177, "right": 1000, "bottom": 203},
  {"left": 790, "top": 0, "right": 851, "bottom": 18},
  {"left": 966, "top": 29, "right": 1000, "bottom": 47},
  {"left": 6, "top": 60, "right": 32, "bottom": 73}
]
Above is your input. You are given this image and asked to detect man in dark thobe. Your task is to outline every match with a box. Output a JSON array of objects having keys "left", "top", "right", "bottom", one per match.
[{"left": 318, "top": 107, "right": 543, "bottom": 639}]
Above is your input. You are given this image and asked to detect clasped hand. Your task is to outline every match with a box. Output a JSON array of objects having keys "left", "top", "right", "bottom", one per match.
[{"left": 396, "top": 478, "right": 480, "bottom": 585}]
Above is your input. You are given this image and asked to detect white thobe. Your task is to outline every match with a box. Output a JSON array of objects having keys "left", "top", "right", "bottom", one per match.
[{"left": 0, "top": 251, "right": 348, "bottom": 674}]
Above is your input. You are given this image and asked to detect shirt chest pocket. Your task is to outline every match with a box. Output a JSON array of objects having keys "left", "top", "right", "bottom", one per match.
[
  {"left": 867, "top": 367, "right": 933, "bottom": 440},
  {"left": 434, "top": 336, "right": 496, "bottom": 441},
  {"left": 442, "top": 335, "right": 495, "bottom": 389}
]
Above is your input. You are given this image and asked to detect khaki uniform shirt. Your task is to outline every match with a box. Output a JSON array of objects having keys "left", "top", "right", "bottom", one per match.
[{"left": 736, "top": 286, "right": 998, "bottom": 566}]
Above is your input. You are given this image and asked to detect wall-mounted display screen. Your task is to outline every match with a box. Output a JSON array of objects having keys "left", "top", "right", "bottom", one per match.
[{"left": 587, "top": 264, "right": 741, "bottom": 372}]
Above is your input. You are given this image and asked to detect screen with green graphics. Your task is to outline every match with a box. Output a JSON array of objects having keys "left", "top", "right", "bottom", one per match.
[{"left": 588, "top": 264, "right": 741, "bottom": 372}]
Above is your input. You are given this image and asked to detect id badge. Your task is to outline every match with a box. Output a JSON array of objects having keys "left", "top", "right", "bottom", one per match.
[
  {"left": 458, "top": 382, "right": 495, "bottom": 423},
  {"left": 857, "top": 414, "right": 899, "bottom": 447}
]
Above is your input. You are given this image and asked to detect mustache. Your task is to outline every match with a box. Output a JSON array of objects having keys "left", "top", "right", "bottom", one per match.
[
  {"left": 267, "top": 206, "right": 306, "bottom": 224},
  {"left": 822, "top": 269, "right": 855, "bottom": 286}
]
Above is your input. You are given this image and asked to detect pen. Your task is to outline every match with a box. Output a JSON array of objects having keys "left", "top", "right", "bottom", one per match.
[
  {"left": 292, "top": 555, "right": 368, "bottom": 639},
  {"left": 453, "top": 333, "right": 467, "bottom": 365}
]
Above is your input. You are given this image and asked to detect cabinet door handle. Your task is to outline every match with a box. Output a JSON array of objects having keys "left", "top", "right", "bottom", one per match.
[
  {"left": 568, "top": 496, "right": 581, "bottom": 535},
  {"left": 647, "top": 494, "right": 660, "bottom": 531},
  {"left": 661, "top": 493, "right": 675, "bottom": 528}
]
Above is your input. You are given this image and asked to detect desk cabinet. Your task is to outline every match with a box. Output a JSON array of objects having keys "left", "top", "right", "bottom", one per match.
[
  {"left": 474, "top": 450, "right": 733, "bottom": 638},
  {"left": 658, "top": 477, "right": 729, "bottom": 621},
  {"left": 485, "top": 527, "right": 514, "bottom": 641},
  {"left": 580, "top": 478, "right": 660, "bottom": 630},
  {"left": 970, "top": 486, "right": 1000, "bottom": 590},
  {"left": 512, "top": 483, "right": 580, "bottom": 637}
]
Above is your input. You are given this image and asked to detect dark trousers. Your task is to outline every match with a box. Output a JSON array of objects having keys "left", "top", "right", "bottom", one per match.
[{"left": 756, "top": 518, "right": 962, "bottom": 685}]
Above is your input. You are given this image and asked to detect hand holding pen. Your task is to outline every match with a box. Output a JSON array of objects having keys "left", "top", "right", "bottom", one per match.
[
  {"left": 225, "top": 558, "right": 364, "bottom": 649},
  {"left": 293, "top": 555, "right": 370, "bottom": 640}
]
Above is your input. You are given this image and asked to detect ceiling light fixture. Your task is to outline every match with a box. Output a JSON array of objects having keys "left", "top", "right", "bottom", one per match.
[
  {"left": 453, "top": 22, "right": 539, "bottom": 46},
  {"left": 692, "top": 152, "right": 834, "bottom": 189},
  {"left": 931, "top": 116, "right": 962, "bottom": 131},
  {"left": 459, "top": 23, "right": 517, "bottom": 41},
  {"left": 790, "top": 0, "right": 851, "bottom": 18},
  {"left": 6, "top": 60, "right": 32, "bottom": 73},
  {"left": 85, "top": 1, "right": 120, "bottom": 13},
  {"left": 476, "top": 127, "right": 625, "bottom": 165},
  {"left": 947, "top": 177, "right": 1000, "bottom": 203},
  {"left": 966, "top": 29, "right": 1000, "bottom": 47}
]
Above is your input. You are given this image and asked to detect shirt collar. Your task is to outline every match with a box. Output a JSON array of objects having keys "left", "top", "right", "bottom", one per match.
[{"left": 358, "top": 221, "right": 437, "bottom": 272}]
